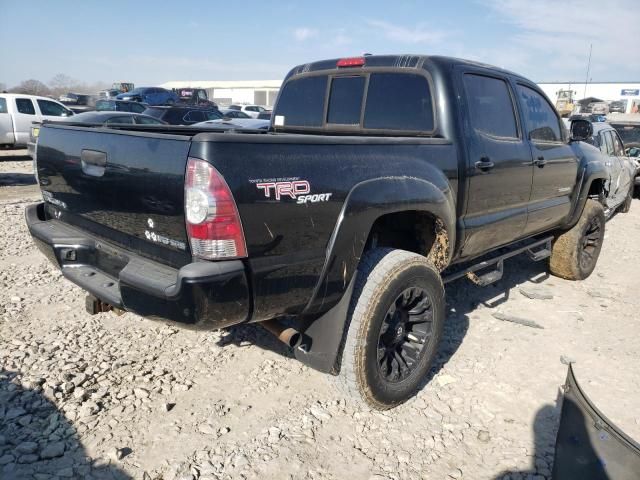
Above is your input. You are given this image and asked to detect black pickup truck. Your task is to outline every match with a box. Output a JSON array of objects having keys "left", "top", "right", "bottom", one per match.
[{"left": 26, "top": 55, "right": 631, "bottom": 409}]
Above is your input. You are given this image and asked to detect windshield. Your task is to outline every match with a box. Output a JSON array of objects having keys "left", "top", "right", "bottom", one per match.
[
  {"left": 611, "top": 124, "right": 640, "bottom": 146},
  {"left": 126, "top": 88, "right": 145, "bottom": 94}
]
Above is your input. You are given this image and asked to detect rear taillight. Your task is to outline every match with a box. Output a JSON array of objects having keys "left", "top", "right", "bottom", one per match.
[{"left": 185, "top": 157, "right": 247, "bottom": 259}]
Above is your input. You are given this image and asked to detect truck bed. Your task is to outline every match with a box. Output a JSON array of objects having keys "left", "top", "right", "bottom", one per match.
[{"left": 34, "top": 122, "right": 458, "bottom": 322}]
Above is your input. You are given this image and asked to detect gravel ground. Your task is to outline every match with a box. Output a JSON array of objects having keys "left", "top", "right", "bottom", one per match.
[{"left": 1, "top": 148, "right": 640, "bottom": 480}]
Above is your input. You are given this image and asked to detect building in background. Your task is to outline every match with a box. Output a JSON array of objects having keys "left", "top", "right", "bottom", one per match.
[
  {"left": 538, "top": 82, "right": 640, "bottom": 114},
  {"left": 159, "top": 80, "right": 282, "bottom": 107}
]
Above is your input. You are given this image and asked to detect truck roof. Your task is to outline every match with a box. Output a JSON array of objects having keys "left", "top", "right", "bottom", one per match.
[{"left": 285, "top": 54, "right": 526, "bottom": 81}]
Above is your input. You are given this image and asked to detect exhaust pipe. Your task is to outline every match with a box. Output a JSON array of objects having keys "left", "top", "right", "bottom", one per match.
[
  {"left": 260, "top": 319, "right": 310, "bottom": 351},
  {"left": 85, "top": 295, "right": 124, "bottom": 316}
]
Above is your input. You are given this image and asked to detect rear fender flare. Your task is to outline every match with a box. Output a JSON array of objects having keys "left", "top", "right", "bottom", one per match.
[{"left": 295, "top": 175, "right": 455, "bottom": 373}]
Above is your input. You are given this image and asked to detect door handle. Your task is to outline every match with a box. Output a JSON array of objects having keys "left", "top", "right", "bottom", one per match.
[
  {"left": 475, "top": 157, "right": 495, "bottom": 172},
  {"left": 534, "top": 156, "right": 547, "bottom": 168}
]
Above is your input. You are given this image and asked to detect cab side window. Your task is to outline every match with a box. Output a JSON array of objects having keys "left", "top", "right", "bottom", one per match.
[
  {"left": 16, "top": 98, "right": 36, "bottom": 115},
  {"left": 517, "top": 85, "right": 562, "bottom": 142},
  {"left": 0, "top": 98, "right": 7, "bottom": 113},
  {"left": 37, "top": 100, "right": 68, "bottom": 116},
  {"left": 463, "top": 74, "right": 518, "bottom": 139},
  {"left": 612, "top": 131, "right": 625, "bottom": 156},
  {"left": 601, "top": 131, "right": 614, "bottom": 156}
]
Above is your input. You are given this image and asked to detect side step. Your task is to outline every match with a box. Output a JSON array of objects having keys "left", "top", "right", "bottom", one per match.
[
  {"left": 443, "top": 236, "right": 553, "bottom": 286},
  {"left": 526, "top": 238, "right": 552, "bottom": 261}
]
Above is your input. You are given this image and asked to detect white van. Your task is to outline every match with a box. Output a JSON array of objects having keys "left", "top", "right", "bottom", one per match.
[{"left": 0, "top": 93, "right": 74, "bottom": 149}]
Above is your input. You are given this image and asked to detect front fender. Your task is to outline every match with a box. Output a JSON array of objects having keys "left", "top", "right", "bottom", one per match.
[
  {"left": 562, "top": 159, "right": 608, "bottom": 229},
  {"left": 303, "top": 174, "right": 456, "bottom": 317}
]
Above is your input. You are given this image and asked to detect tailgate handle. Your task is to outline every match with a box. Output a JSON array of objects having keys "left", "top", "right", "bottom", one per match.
[{"left": 81, "top": 149, "right": 107, "bottom": 177}]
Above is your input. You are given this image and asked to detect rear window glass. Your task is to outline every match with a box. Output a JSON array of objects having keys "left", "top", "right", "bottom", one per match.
[
  {"left": 16, "top": 98, "right": 36, "bottom": 115},
  {"left": 274, "top": 75, "right": 327, "bottom": 127},
  {"left": 95, "top": 100, "right": 113, "bottom": 111},
  {"left": 463, "top": 74, "right": 518, "bottom": 138},
  {"left": 205, "top": 110, "right": 223, "bottom": 120},
  {"left": 136, "top": 116, "right": 164, "bottom": 125},
  {"left": 130, "top": 103, "right": 146, "bottom": 113},
  {"left": 144, "top": 107, "right": 166, "bottom": 119},
  {"left": 327, "top": 76, "right": 365, "bottom": 125},
  {"left": 0, "top": 98, "right": 7, "bottom": 113},
  {"left": 364, "top": 73, "right": 433, "bottom": 131},
  {"left": 184, "top": 111, "right": 206, "bottom": 123},
  {"left": 106, "top": 116, "right": 134, "bottom": 125}
]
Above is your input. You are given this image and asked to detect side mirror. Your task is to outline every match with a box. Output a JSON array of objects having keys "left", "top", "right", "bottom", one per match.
[
  {"left": 627, "top": 147, "right": 640, "bottom": 158},
  {"left": 570, "top": 119, "right": 593, "bottom": 142}
]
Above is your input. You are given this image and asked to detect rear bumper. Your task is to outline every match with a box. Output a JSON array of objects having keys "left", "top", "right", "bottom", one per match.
[{"left": 25, "top": 203, "right": 250, "bottom": 329}]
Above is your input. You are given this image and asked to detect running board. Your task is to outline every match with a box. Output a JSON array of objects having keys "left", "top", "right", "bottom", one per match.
[{"left": 443, "top": 236, "right": 554, "bottom": 286}]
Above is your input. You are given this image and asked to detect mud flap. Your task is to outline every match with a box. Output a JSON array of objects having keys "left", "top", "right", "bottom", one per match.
[{"left": 553, "top": 364, "right": 640, "bottom": 479}]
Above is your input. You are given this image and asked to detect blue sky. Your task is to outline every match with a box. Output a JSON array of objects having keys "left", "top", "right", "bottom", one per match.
[{"left": 1, "top": 0, "right": 639, "bottom": 87}]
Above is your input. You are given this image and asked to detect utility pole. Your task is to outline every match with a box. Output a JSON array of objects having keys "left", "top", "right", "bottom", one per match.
[{"left": 583, "top": 43, "right": 592, "bottom": 99}]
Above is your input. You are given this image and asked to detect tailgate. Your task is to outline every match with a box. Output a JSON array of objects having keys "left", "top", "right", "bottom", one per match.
[{"left": 36, "top": 124, "right": 193, "bottom": 267}]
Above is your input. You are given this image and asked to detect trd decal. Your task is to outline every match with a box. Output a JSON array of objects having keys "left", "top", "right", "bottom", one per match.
[
  {"left": 251, "top": 179, "right": 334, "bottom": 204},
  {"left": 256, "top": 181, "right": 310, "bottom": 200}
]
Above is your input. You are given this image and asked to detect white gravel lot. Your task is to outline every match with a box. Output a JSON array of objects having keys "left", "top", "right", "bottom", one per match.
[{"left": 1, "top": 148, "right": 639, "bottom": 480}]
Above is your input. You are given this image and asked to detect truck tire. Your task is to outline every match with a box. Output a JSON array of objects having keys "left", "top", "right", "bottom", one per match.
[
  {"left": 619, "top": 186, "right": 633, "bottom": 213},
  {"left": 336, "top": 248, "right": 444, "bottom": 410},
  {"left": 549, "top": 199, "right": 605, "bottom": 280}
]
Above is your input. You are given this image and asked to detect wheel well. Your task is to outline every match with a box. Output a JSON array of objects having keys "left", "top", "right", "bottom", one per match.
[
  {"left": 364, "top": 211, "right": 449, "bottom": 270},
  {"left": 588, "top": 178, "right": 606, "bottom": 199}
]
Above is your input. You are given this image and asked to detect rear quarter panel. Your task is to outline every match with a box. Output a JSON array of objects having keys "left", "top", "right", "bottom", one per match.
[{"left": 189, "top": 135, "right": 458, "bottom": 321}]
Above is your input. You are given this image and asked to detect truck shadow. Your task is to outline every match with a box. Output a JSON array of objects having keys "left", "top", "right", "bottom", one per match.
[
  {"left": 215, "top": 323, "right": 295, "bottom": 359},
  {"left": 216, "top": 253, "right": 552, "bottom": 380},
  {"left": 426, "top": 253, "right": 550, "bottom": 384},
  {"left": 0, "top": 173, "right": 37, "bottom": 187},
  {"left": 0, "top": 369, "right": 131, "bottom": 480}
]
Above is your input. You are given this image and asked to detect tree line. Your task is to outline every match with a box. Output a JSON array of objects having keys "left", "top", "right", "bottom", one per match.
[{"left": 0, "top": 74, "right": 110, "bottom": 98}]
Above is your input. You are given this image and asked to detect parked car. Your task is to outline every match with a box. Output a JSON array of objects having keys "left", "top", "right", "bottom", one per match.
[
  {"left": 59, "top": 93, "right": 92, "bottom": 106},
  {"left": 143, "top": 105, "right": 223, "bottom": 125},
  {"left": 116, "top": 87, "right": 178, "bottom": 106},
  {"left": 27, "top": 54, "right": 629, "bottom": 409},
  {"left": 609, "top": 100, "right": 627, "bottom": 114},
  {"left": 226, "top": 104, "right": 268, "bottom": 118},
  {"left": 589, "top": 101, "right": 610, "bottom": 115},
  {"left": 98, "top": 89, "right": 121, "bottom": 99},
  {"left": 112, "top": 82, "right": 134, "bottom": 93},
  {"left": 257, "top": 110, "right": 272, "bottom": 120},
  {"left": 173, "top": 88, "right": 216, "bottom": 107},
  {"left": 28, "top": 111, "right": 167, "bottom": 164},
  {"left": 56, "top": 111, "right": 167, "bottom": 125},
  {"left": 193, "top": 118, "right": 270, "bottom": 129},
  {"left": 0, "top": 93, "right": 73, "bottom": 152},
  {"left": 219, "top": 108, "right": 251, "bottom": 119},
  {"left": 577, "top": 121, "right": 635, "bottom": 213},
  {"left": 610, "top": 116, "right": 640, "bottom": 195},
  {"left": 95, "top": 99, "right": 148, "bottom": 113}
]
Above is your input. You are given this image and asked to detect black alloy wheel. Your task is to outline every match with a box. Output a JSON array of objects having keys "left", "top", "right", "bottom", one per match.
[
  {"left": 579, "top": 215, "right": 603, "bottom": 271},
  {"left": 377, "top": 287, "right": 433, "bottom": 382}
]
